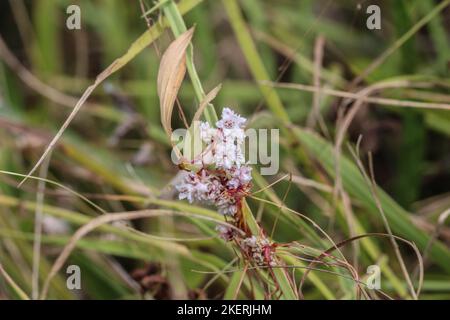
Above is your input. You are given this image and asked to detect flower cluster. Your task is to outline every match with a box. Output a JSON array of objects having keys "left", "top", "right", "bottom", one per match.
[
  {"left": 176, "top": 108, "right": 252, "bottom": 217},
  {"left": 198, "top": 107, "right": 246, "bottom": 169},
  {"left": 241, "top": 236, "right": 276, "bottom": 267},
  {"left": 175, "top": 108, "right": 277, "bottom": 267}
]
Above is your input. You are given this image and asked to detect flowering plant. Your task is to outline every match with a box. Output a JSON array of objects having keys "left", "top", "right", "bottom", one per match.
[{"left": 176, "top": 108, "right": 277, "bottom": 267}]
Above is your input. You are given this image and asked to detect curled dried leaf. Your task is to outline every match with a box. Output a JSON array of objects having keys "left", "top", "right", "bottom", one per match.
[
  {"left": 157, "top": 27, "right": 195, "bottom": 137},
  {"left": 192, "top": 83, "right": 222, "bottom": 124}
]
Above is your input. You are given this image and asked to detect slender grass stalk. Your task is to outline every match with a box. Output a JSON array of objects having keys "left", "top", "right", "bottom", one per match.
[
  {"left": 222, "top": 0, "right": 318, "bottom": 182},
  {"left": 0, "top": 262, "right": 29, "bottom": 300},
  {"left": 32, "top": 153, "right": 51, "bottom": 300},
  {"left": 293, "top": 126, "right": 450, "bottom": 273},
  {"left": 222, "top": 0, "right": 290, "bottom": 123},
  {"left": 161, "top": 0, "right": 218, "bottom": 125}
]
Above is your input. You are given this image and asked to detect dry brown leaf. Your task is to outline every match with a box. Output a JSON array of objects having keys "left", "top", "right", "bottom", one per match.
[
  {"left": 157, "top": 27, "right": 195, "bottom": 137},
  {"left": 192, "top": 83, "right": 222, "bottom": 124}
]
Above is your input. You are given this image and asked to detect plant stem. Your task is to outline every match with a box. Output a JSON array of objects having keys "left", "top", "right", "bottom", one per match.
[
  {"left": 162, "top": 0, "right": 218, "bottom": 125},
  {"left": 222, "top": 0, "right": 290, "bottom": 123}
]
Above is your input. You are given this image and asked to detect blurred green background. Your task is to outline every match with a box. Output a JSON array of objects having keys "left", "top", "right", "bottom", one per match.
[{"left": 0, "top": 0, "right": 449, "bottom": 300}]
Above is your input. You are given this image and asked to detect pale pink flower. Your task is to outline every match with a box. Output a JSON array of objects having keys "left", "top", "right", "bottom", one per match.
[
  {"left": 216, "top": 107, "right": 246, "bottom": 130},
  {"left": 241, "top": 236, "right": 276, "bottom": 266},
  {"left": 216, "top": 225, "right": 236, "bottom": 241}
]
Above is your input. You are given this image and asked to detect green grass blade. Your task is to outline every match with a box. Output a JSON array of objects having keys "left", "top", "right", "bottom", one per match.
[
  {"left": 222, "top": 0, "right": 290, "bottom": 123},
  {"left": 293, "top": 127, "right": 450, "bottom": 273}
]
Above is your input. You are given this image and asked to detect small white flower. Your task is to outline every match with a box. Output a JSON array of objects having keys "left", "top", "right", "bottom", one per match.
[
  {"left": 176, "top": 170, "right": 224, "bottom": 204},
  {"left": 242, "top": 236, "right": 258, "bottom": 248},
  {"left": 177, "top": 179, "right": 195, "bottom": 203},
  {"left": 213, "top": 131, "right": 245, "bottom": 170},
  {"left": 216, "top": 108, "right": 246, "bottom": 130},
  {"left": 216, "top": 225, "right": 236, "bottom": 241},
  {"left": 199, "top": 122, "right": 216, "bottom": 144},
  {"left": 217, "top": 203, "right": 237, "bottom": 216},
  {"left": 241, "top": 235, "right": 275, "bottom": 266},
  {"left": 227, "top": 166, "right": 252, "bottom": 189}
]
